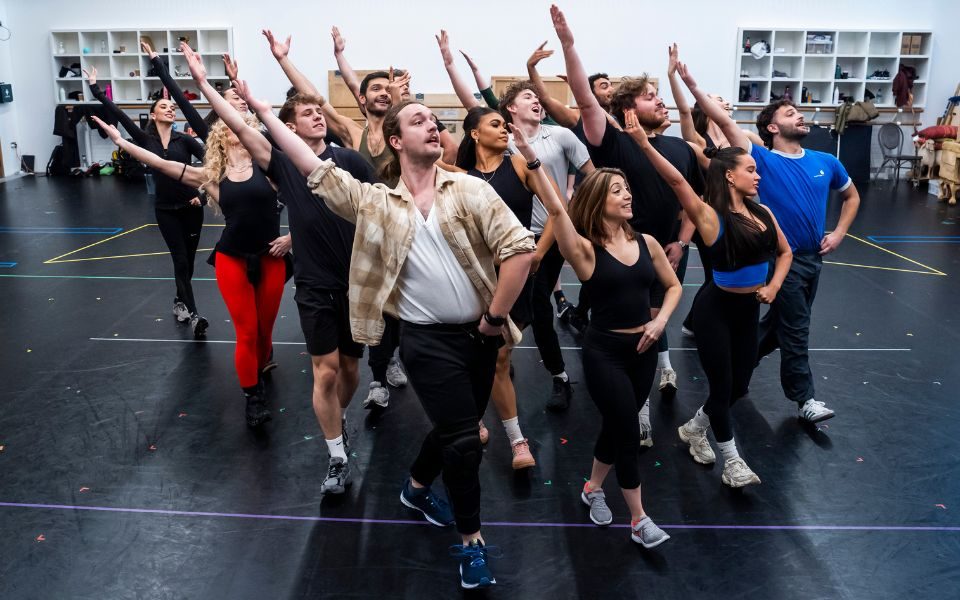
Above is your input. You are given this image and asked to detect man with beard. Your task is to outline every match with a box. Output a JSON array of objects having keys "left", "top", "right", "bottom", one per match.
[{"left": 677, "top": 67, "right": 860, "bottom": 423}]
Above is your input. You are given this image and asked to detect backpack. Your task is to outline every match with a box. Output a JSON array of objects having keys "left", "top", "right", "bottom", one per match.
[
  {"left": 46, "top": 144, "right": 72, "bottom": 176},
  {"left": 111, "top": 144, "right": 145, "bottom": 180}
]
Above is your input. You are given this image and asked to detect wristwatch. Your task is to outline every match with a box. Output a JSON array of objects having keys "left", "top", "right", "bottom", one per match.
[
  {"left": 483, "top": 311, "right": 507, "bottom": 327},
  {"left": 526, "top": 158, "right": 542, "bottom": 170},
  {"left": 677, "top": 240, "right": 689, "bottom": 250}
]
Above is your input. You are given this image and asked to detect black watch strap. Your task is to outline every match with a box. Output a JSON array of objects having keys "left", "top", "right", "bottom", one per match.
[{"left": 483, "top": 311, "right": 506, "bottom": 327}]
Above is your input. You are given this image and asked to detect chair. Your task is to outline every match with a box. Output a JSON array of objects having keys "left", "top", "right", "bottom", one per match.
[{"left": 874, "top": 123, "right": 921, "bottom": 184}]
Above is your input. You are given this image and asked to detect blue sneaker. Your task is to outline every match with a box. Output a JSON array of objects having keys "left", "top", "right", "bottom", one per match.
[
  {"left": 400, "top": 480, "right": 454, "bottom": 527},
  {"left": 449, "top": 540, "right": 497, "bottom": 589}
]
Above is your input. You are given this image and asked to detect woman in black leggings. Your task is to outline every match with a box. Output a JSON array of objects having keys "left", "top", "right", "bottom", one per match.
[
  {"left": 86, "top": 65, "right": 208, "bottom": 337},
  {"left": 624, "top": 108, "right": 792, "bottom": 488},
  {"left": 515, "top": 123, "right": 680, "bottom": 548}
]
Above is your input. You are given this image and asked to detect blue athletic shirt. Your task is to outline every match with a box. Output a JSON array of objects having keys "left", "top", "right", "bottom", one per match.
[{"left": 749, "top": 142, "right": 852, "bottom": 253}]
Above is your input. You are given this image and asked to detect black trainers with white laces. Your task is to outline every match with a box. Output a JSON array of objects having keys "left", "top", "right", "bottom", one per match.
[{"left": 190, "top": 314, "right": 208, "bottom": 339}]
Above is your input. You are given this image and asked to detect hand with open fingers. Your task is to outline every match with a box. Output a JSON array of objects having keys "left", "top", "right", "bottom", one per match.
[
  {"left": 83, "top": 66, "right": 97, "bottom": 86},
  {"left": 636, "top": 318, "right": 665, "bottom": 353},
  {"left": 436, "top": 30, "right": 455, "bottom": 67},
  {"left": 507, "top": 123, "right": 538, "bottom": 163},
  {"left": 232, "top": 80, "right": 271, "bottom": 114},
  {"left": 269, "top": 234, "right": 292, "bottom": 257},
  {"left": 90, "top": 116, "right": 122, "bottom": 144},
  {"left": 222, "top": 54, "right": 239, "bottom": 81},
  {"left": 819, "top": 231, "right": 843, "bottom": 255},
  {"left": 668, "top": 43, "right": 679, "bottom": 76},
  {"left": 755, "top": 284, "right": 778, "bottom": 304},
  {"left": 140, "top": 40, "right": 158, "bottom": 58},
  {"left": 550, "top": 5, "right": 574, "bottom": 48},
  {"left": 181, "top": 43, "right": 206, "bottom": 82},
  {"left": 331, "top": 26, "right": 345, "bottom": 54},
  {"left": 676, "top": 61, "right": 698, "bottom": 90},
  {"left": 387, "top": 68, "right": 411, "bottom": 103},
  {"left": 262, "top": 30, "right": 291, "bottom": 60},
  {"left": 527, "top": 41, "right": 554, "bottom": 69}
]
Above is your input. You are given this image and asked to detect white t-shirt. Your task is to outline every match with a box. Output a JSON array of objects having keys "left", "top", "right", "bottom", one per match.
[{"left": 396, "top": 205, "right": 485, "bottom": 324}]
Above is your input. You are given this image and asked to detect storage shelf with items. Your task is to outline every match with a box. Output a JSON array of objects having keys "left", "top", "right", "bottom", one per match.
[
  {"left": 735, "top": 28, "right": 932, "bottom": 109},
  {"left": 51, "top": 28, "right": 233, "bottom": 105}
]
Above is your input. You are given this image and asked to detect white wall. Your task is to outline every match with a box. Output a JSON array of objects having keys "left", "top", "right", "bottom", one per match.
[
  {"left": 6, "top": 0, "right": 960, "bottom": 171},
  {"left": 0, "top": 0, "right": 22, "bottom": 176}
]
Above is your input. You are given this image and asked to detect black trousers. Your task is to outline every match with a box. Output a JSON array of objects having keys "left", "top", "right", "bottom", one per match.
[
  {"left": 693, "top": 282, "right": 759, "bottom": 442},
  {"left": 531, "top": 240, "right": 566, "bottom": 375},
  {"left": 368, "top": 314, "right": 400, "bottom": 383},
  {"left": 581, "top": 327, "right": 658, "bottom": 490},
  {"left": 758, "top": 253, "right": 822, "bottom": 404},
  {"left": 155, "top": 205, "right": 204, "bottom": 314},
  {"left": 401, "top": 321, "right": 501, "bottom": 535}
]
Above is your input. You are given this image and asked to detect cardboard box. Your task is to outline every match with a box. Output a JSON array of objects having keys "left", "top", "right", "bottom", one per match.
[
  {"left": 909, "top": 34, "right": 922, "bottom": 55},
  {"left": 901, "top": 34, "right": 912, "bottom": 55}
]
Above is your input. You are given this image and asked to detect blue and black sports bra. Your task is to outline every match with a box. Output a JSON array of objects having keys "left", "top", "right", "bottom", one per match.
[{"left": 707, "top": 209, "right": 777, "bottom": 288}]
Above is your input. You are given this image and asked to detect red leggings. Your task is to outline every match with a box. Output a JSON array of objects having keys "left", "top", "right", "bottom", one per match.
[{"left": 215, "top": 252, "right": 286, "bottom": 388}]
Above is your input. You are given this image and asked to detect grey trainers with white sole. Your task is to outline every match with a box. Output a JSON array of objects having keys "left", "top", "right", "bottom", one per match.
[
  {"left": 581, "top": 486, "right": 613, "bottom": 526},
  {"left": 631, "top": 516, "right": 670, "bottom": 548}
]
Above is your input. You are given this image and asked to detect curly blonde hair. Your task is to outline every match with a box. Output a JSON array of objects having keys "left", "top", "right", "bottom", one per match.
[{"left": 202, "top": 116, "right": 261, "bottom": 214}]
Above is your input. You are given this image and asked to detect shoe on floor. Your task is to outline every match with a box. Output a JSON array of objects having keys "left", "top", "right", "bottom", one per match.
[
  {"left": 638, "top": 410, "right": 653, "bottom": 448},
  {"left": 631, "top": 516, "right": 670, "bottom": 548},
  {"left": 511, "top": 439, "right": 536, "bottom": 469},
  {"left": 798, "top": 399, "right": 835, "bottom": 423},
  {"left": 173, "top": 300, "right": 191, "bottom": 323},
  {"left": 678, "top": 421, "right": 716, "bottom": 464},
  {"left": 190, "top": 314, "right": 208, "bottom": 339},
  {"left": 363, "top": 382, "right": 390, "bottom": 410},
  {"left": 721, "top": 457, "right": 761, "bottom": 488},
  {"left": 546, "top": 377, "right": 572, "bottom": 411},
  {"left": 581, "top": 484, "right": 613, "bottom": 526},
  {"left": 555, "top": 296, "right": 574, "bottom": 320},
  {"left": 658, "top": 367, "right": 677, "bottom": 397},
  {"left": 400, "top": 479, "right": 454, "bottom": 527},
  {"left": 449, "top": 540, "right": 497, "bottom": 589},
  {"left": 478, "top": 420, "right": 489, "bottom": 445},
  {"left": 321, "top": 456, "right": 351, "bottom": 494},
  {"left": 386, "top": 357, "right": 408, "bottom": 387},
  {"left": 244, "top": 389, "right": 271, "bottom": 428}
]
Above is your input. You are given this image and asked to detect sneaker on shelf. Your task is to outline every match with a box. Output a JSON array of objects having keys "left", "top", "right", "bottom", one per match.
[
  {"left": 321, "top": 457, "right": 351, "bottom": 494},
  {"left": 721, "top": 457, "right": 761, "bottom": 488},
  {"left": 555, "top": 296, "right": 574, "bottom": 320},
  {"left": 546, "top": 377, "right": 572, "bottom": 411},
  {"left": 400, "top": 479, "right": 454, "bottom": 527},
  {"left": 798, "top": 399, "right": 835, "bottom": 423},
  {"left": 173, "top": 300, "right": 191, "bottom": 323},
  {"left": 581, "top": 485, "right": 613, "bottom": 526},
  {"left": 478, "top": 420, "right": 490, "bottom": 445},
  {"left": 449, "top": 540, "right": 497, "bottom": 589},
  {"left": 639, "top": 410, "right": 653, "bottom": 448},
  {"left": 511, "top": 439, "right": 536, "bottom": 469},
  {"left": 362, "top": 382, "right": 390, "bottom": 410},
  {"left": 680, "top": 325, "right": 695, "bottom": 337},
  {"left": 630, "top": 516, "right": 671, "bottom": 548},
  {"left": 386, "top": 357, "right": 408, "bottom": 388},
  {"left": 658, "top": 367, "right": 678, "bottom": 397},
  {"left": 190, "top": 314, "right": 208, "bottom": 339},
  {"left": 244, "top": 389, "right": 271, "bottom": 428},
  {"left": 678, "top": 421, "right": 716, "bottom": 464}
]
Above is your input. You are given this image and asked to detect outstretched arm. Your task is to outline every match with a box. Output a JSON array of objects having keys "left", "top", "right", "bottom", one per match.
[
  {"left": 331, "top": 26, "right": 362, "bottom": 106},
  {"left": 85, "top": 66, "right": 149, "bottom": 146},
  {"left": 181, "top": 43, "right": 271, "bottom": 170},
  {"left": 667, "top": 44, "right": 703, "bottom": 148},
  {"left": 676, "top": 61, "right": 748, "bottom": 149},
  {"left": 527, "top": 42, "right": 579, "bottom": 128},
  {"left": 551, "top": 5, "right": 605, "bottom": 145},
  {"left": 460, "top": 50, "right": 497, "bottom": 108},
  {"left": 92, "top": 116, "right": 205, "bottom": 187},
  {"left": 436, "top": 30, "right": 480, "bottom": 110},
  {"left": 144, "top": 40, "right": 209, "bottom": 140}
]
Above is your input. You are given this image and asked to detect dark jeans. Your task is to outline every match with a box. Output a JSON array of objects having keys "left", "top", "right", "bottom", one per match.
[
  {"left": 531, "top": 240, "right": 565, "bottom": 375},
  {"left": 401, "top": 321, "right": 501, "bottom": 535},
  {"left": 758, "top": 253, "right": 822, "bottom": 405},
  {"left": 155, "top": 205, "right": 204, "bottom": 314},
  {"left": 368, "top": 314, "right": 400, "bottom": 383}
]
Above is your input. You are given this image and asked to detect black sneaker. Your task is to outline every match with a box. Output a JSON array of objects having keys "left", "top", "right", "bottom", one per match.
[
  {"left": 321, "top": 457, "right": 351, "bottom": 494},
  {"left": 449, "top": 540, "right": 498, "bottom": 589},
  {"left": 555, "top": 296, "right": 574, "bottom": 320},
  {"left": 400, "top": 479, "right": 454, "bottom": 527},
  {"left": 244, "top": 389, "right": 271, "bottom": 427},
  {"left": 546, "top": 377, "right": 572, "bottom": 411},
  {"left": 190, "top": 314, "right": 208, "bottom": 339}
]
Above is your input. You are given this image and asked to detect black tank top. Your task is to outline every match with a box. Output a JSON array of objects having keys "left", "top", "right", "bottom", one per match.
[
  {"left": 216, "top": 166, "right": 281, "bottom": 256},
  {"left": 468, "top": 157, "right": 533, "bottom": 228},
  {"left": 581, "top": 235, "right": 655, "bottom": 330}
]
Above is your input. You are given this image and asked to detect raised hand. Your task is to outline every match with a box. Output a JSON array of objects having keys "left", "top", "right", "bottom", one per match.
[
  {"left": 624, "top": 109, "right": 650, "bottom": 146},
  {"left": 90, "top": 115, "right": 122, "bottom": 144},
  {"left": 527, "top": 41, "right": 554, "bottom": 69},
  {"left": 222, "top": 53, "right": 239, "bottom": 81},
  {"left": 140, "top": 40, "right": 158, "bottom": 58},
  {"left": 676, "top": 61, "right": 698, "bottom": 90},
  {"left": 331, "top": 26, "right": 345, "bottom": 54},
  {"left": 83, "top": 66, "right": 97, "bottom": 86},
  {"left": 180, "top": 42, "right": 207, "bottom": 83},
  {"left": 262, "top": 29, "right": 291, "bottom": 61},
  {"left": 668, "top": 43, "right": 679, "bottom": 76},
  {"left": 436, "top": 30, "right": 455, "bottom": 67},
  {"left": 232, "top": 79, "right": 271, "bottom": 115},
  {"left": 507, "top": 123, "right": 538, "bottom": 163},
  {"left": 550, "top": 4, "right": 574, "bottom": 48},
  {"left": 460, "top": 50, "right": 479, "bottom": 72},
  {"left": 387, "top": 67, "right": 411, "bottom": 104}
]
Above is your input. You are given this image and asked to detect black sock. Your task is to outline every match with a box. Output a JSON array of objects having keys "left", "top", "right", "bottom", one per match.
[{"left": 371, "top": 364, "right": 387, "bottom": 385}]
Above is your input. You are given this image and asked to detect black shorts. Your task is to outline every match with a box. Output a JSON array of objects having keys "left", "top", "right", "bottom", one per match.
[{"left": 295, "top": 288, "right": 364, "bottom": 358}]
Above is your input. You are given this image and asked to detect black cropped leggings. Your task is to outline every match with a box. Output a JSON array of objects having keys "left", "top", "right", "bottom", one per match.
[
  {"left": 692, "top": 282, "right": 760, "bottom": 443},
  {"left": 582, "top": 327, "right": 658, "bottom": 490},
  {"left": 155, "top": 205, "right": 204, "bottom": 314}
]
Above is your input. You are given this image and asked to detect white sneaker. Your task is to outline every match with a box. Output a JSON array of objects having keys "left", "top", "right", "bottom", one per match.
[
  {"left": 363, "top": 382, "right": 390, "bottom": 409},
  {"left": 798, "top": 399, "right": 835, "bottom": 423},
  {"left": 173, "top": 301, "right": 190, "bottom": 322},
  {"left": 638, "top": 410, "right": 653, "bottom": 448},
  {"left": 721, "top": 457, "right": 761, "bottom": 488},
  {"left": 658, "top": 368, "right": 678, "bottom": 394},
  {"left": 678, "top": 421, "right": 716, "bottom": 464},
  {"left": 681, "top": 326, "right": 694, "bottom": 337},
  {"left": 386, "top": 357, "right": 408, "bottom": 388}
]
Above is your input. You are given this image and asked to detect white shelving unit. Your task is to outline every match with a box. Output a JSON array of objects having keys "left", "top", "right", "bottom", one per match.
[
  {"left": 735, "top": 29, "right": 932, "bottom": 109},
  {"left": 51, "top": 28, "right": 233, "bottom": 105}
]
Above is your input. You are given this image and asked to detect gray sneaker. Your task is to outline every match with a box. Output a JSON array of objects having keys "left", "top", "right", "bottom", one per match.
[
  {"left": 386, "top": 358, "right": 408, "bottom": 387},
  {"left": 721, "top": 457, "right": 761, "bottom": 488},
  {"left": 321, "top": 457, "right": 351, "bottom": 494},
  {"left": 363, "top": 382, "right": 390, "bottom": 409},
  {"left": 580, "top": 486, "right": 613, "bottom": 526},
  {"left": 173, "top": 300, "right": 191, "bottom": 322},
  {"left": 631, "top": 516, "right": 670, "bottom": 548}
]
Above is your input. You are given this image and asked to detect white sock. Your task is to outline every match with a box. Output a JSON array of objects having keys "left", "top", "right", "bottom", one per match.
[
  {"left": 716, "top": 439, "right": 739, "bottom": 463},
  {"left": 691, "top": 407, "right": 711, "bottom": 430},
  {"left": 325, "top": 436, "right": 347, "bottom": 461},
  {"left": 554, "top": 371, "right": 569, "bottom": 383},
  {"left": 657, "top": 351, "right": 672, "bottom": 370},
  {"left": 638, "top": 401, "right": 650, "bottom": 424},
  {"left": 501, "top": 416, "right": 524, "bottom": 445}
]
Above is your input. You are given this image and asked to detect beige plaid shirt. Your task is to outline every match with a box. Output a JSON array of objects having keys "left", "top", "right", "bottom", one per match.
[{"left": 306, "top": 161, "right": 536, "bottom": 346}]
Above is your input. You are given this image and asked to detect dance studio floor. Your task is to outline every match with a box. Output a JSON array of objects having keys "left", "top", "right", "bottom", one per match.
[{"left": 1, "top": 175, "right": 957, "bottom": 599}]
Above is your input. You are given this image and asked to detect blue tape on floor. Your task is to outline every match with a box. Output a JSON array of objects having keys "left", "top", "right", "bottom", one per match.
[{"left": 0, "top": 262, "right": 16, "bottom": 267}]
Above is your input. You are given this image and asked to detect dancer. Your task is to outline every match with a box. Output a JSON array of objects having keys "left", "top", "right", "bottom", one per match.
[
  {"left": 86, "top": 67, "right": 209, "bottom": 338},
  {"left": 676, "top": 62, "right": 861, "bottom": 424},
  {"left": 522, "top": 116, "right": 678, "bottom": 545},
  {"left": 624, "top": 107, "right": 792, "bottom": 486},
  {"left": 246, "top": 77, "right": 535, "bottom": 586}
]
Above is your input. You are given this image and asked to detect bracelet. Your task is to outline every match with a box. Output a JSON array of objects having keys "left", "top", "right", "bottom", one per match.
[
  {"left": 526, "top": 158, "right": 542, "bottom": 170},
  {"left": 178, "top": 162, "right": 187, "bottom": 183},
  {"left": 483, "top": 311, "right": 506, "bottom": 327},
  {"left": 677, "top": 240, "right": 689, "bottom": 250}
]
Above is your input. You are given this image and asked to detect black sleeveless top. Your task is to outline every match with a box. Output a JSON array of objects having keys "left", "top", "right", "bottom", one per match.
[
  {"left": 468, "top": 157, "right": 533, "bottom": 228},
  {"left": 706, "top": 207, "right": 777, "bottom": 273},
  {"left": 216, "top": 166, "right": 281, "bottom": 256},
  {"left": 580, "top": 235, "right": 655, "bottom": 330}
]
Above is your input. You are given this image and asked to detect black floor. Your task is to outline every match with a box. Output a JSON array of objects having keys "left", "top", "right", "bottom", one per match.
[{"left": 1, "top": 175, "right": 958, "bottom": 599}]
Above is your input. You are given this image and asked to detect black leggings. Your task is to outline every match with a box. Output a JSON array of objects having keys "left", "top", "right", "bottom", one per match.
[
  {"left": 155, "top": 205, "right": 204, "bottom": 314},
  {"left": 401, "top": 321, "right": 501, "bottom": 535},
  {"left": 582, "top": 326, "right": 658, "bottom": 490},
  {"left": 368, "top": 314, "right": 400, "bottom": 383},
  {"left": 531, "top": 241, "right": 565, "bottom": 375},
  {"left": 692, "top": 282, "right": 759, "bottom": 442}
]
